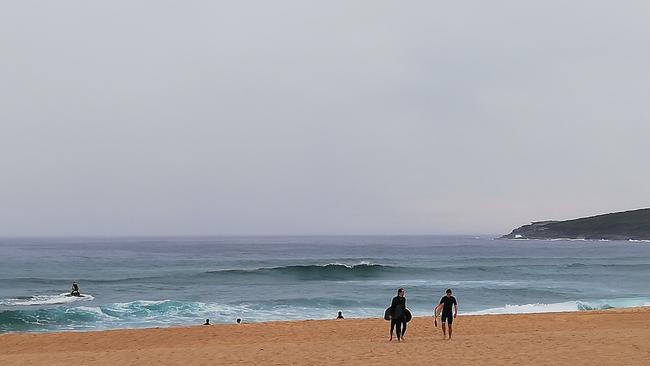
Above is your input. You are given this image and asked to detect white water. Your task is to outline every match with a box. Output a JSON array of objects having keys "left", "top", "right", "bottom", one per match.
[
  {"left": 0, "top": 293, "right": 95, "bottom": 306},
  {"left": 464, "top": 297, "right": 650, "bottom": 315}
]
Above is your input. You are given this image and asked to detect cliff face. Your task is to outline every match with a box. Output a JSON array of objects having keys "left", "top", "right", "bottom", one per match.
[{"left": 501, "top": 208, "right": 650, "bottom": 240}]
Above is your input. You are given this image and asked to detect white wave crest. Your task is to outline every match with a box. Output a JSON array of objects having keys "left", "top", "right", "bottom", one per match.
[
  {"left": 465, "top": 297, "right": 650, "bottom": 315},
  {"left": 0, "top": 293, "right": 95, "bottom": 306},
  {"left": 326, "top": 261, "right": 377, "bottom": 268}
]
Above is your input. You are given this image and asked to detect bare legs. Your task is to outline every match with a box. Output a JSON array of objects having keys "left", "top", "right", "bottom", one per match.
[{"left": 441, "top": 323, "right": 453, "bottom": 339}]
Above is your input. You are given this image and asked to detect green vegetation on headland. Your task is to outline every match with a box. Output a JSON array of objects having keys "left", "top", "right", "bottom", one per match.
[{"left": 501, "top": 208, "right": 650, "bottom": 240}]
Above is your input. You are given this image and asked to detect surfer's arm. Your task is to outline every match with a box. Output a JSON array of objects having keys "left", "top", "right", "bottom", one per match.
[
  {"left": 390, "top": 297, "right": 399, "bottom": 312},
  {"left": 454, "top": 302, "right": 458, "bottom": 318},
  {"left": 433, "top": 303, "right": 442, "bottom": 316}
]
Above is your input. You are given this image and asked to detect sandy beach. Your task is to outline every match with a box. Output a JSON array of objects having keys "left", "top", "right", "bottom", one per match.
[{"left": 1, "top": 308, "right": 649, "bottom": 365}]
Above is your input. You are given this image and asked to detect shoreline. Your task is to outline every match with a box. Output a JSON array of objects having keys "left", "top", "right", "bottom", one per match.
[
  {"left": 2, "top": 307, "right": 649, "bottom": 365},
  {"left": 2, "top": 304, "right": 649, "bottom": 336},
  {"left": 2, "top": 303, "right": 648, "bottom": 336}
]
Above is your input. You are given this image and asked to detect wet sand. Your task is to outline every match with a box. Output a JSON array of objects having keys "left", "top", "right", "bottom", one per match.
[{"left": 1, "top": 308, "right": 649, "bottom": 365}]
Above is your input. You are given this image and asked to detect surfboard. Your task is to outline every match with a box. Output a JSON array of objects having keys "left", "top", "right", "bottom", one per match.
[
  {"left": 405, "top": 308, "right": 412, "bottom": 322},
  {"left": 384, "top": 307, "right": 412, "bottom": 322}
]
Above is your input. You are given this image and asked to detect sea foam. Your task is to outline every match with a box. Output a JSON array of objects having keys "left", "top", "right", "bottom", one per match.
[
  {"left": 464, "top": 297, "right": 650, "bottom": 315},
  {"left": 0, "top": 293, "right": 94, "bottom": 307}
]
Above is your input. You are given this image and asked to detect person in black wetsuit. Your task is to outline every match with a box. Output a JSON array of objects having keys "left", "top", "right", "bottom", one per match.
[
  {"left": 434, "top": 288, "right": 458, "bottom": 339},
  {"left": 70, "top": 281, "right": 80, "bottom": 297},
  {"left": 389, "top": 288, "right": 407, "bottom": 341}
]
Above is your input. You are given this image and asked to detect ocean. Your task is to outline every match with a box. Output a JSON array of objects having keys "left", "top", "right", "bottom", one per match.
[{"left": 1, "top": 236, "right": 649, "bottom": 333}]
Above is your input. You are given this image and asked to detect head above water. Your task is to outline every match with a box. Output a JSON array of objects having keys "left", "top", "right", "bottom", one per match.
[
  {"left": 397, "top": 288, "right": 405, "bottom": 296},
  {"left": 446, "top": 288, "right": 452, "bottom": 296}
]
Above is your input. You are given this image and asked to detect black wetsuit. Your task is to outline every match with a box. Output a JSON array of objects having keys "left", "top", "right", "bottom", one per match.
[
  {"left": 439, "top": 295, "right": 457, "bottom": 324},
  {"left": 390, "top": 295, "right": 407, "bottom": 339},
  {"left": 71, "top": 283, "right": 80, "bottom": 296}
]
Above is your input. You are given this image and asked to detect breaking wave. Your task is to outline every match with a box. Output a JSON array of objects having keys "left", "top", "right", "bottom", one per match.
[
  {"left": 3, "top": 296, "right": 650, "bottom": 333},
  {"left": 0, "top": 299, "right": 378, "bottom": 333},
  {"left": 205, "top": 263, "right": 400, "bottom": 280},
  {"left": 465, "top": 297, "right": 650, "bottom": 315},
  {"left": 0, "top": 293, "right": 94, "bottom": 307}
]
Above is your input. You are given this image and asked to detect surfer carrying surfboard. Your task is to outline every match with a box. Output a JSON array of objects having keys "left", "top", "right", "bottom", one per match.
[
  {"left": 434, "top": 288, "right": 458, "bottom": 339},
  {"left": 389, "top": 288, "right": 408, "bottom": 341}
]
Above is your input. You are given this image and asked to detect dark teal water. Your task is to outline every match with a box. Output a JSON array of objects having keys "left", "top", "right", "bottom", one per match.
[{"left": 1, "top": 236, "right": 649, "bottom": 333}]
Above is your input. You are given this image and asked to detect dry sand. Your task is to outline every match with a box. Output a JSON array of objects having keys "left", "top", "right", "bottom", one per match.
[{"left": 2, "top": 308, "right": 649, "bottom": 365}]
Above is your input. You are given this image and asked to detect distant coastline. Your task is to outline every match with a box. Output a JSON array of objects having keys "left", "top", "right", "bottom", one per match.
[{"left": 501, "top": 208, "right": 650, "bottom": 240}]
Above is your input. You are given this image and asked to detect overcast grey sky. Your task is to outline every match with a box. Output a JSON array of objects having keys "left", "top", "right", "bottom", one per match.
[{"left": 1, "top": 1, "right": 649, "bottom": 236}]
